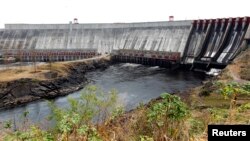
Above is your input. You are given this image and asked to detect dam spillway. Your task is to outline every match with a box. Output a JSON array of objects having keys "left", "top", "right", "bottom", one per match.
[
  {"left": 184, "top": 17, "right": 250, "bottom": 69},
  {"left": 0, "top": 17, "right": 249, "bottom": 70}
]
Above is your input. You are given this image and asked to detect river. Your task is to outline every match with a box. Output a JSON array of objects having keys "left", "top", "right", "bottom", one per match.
[{"left": 0, "top": 63, "right": 206, "bottom": 127}]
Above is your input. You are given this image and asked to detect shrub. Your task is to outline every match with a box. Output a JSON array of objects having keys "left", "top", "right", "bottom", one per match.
[
  {"left": 3, "top": 85, "right": 120, "bottom": 141},
  {"left": 216, "top": 82, "right": 250, "bottom": 122},
  {"left": 147, "top": 93, "right": 190, "bottom": 140}
]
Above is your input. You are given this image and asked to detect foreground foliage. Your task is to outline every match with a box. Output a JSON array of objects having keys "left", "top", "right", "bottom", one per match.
[
  {"left": 147, "top": 93, "right": 190, "bottom": 140},
  {"left": 3, "top": 85, "right": 120, "bottom": 141},
  {"left": 1, "top": 82, "right": 250, "bottom": 141}
]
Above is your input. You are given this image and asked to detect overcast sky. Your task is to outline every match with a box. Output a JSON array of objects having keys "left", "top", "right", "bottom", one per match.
[{"left": 0, "top": 0, "right": 249, "bottom": 28}]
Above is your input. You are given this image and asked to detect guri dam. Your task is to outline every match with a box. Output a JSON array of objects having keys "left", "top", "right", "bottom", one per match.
[
  {"left": 1, "top": 17, "right": 250, "bottom": 70},
  {"left": 0, "top": 17, "right": 249, "bottom": 124}
]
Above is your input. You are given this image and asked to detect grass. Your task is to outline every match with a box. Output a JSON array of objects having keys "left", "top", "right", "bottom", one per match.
[
  {"left": 0, "top": 82, "right": 249, "bottom": 140},
  {"left": 240, "top": 62, "right": 250, "bottom": 80},
  {"left": 0, "top": 50, "right": 249, "bottom": 140},
  {"left": 0, "top": 55, "right": 109, "bottom": 82},
  {"left": 101, "top": 80, "right": 250, "bottom": 140},
  {"left": 0, "top": 65, "right": 64, "bottom": 82},
  {"left": 229, "top": 48, "right": 250, "bottom": 81}
]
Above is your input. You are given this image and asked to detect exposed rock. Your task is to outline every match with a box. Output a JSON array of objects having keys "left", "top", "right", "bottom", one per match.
[{"left": 0, "top": 59, "right": 110, "bottom": 109}]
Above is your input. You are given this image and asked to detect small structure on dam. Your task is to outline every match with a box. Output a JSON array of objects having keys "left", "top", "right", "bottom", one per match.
[
  {"left": 0, "top": 17, "right": 249, "bottom": 70},
  {"left": 112, "top": 49, "right": 181, "bottom": 68}
]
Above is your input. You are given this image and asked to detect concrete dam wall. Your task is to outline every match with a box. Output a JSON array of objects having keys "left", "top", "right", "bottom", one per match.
[
  {"left": 0, "top": 21, "right": 191, "bottom": 53},
  {"left": 0, "top": 17, "right": 249, "bottom": 70},
  {"left": 183, "top": 17, "right": 250, "bottom": 69}
]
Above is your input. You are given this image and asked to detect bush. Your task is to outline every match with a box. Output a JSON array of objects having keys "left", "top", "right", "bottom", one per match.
[
  {"left": 215, "top": 82, "right": 250, "bottom": 122},
  {"left": 238, "top": 103, "right": 250, "bottom": 113},
  {"left": 147, "top": 93, "right": 190, "bottom": 140},
  {"left": 3, "top": 85, "right": 120, "bottom": 141}
]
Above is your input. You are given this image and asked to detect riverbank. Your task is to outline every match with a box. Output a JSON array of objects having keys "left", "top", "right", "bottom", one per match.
[
  {"left": 0, "top": 56, "right": 110, "bottom": 109},
  {"left": 0, "top": 48, "right": 249, "bottom": 140},
  {"left": 101, "top": 48, "right": 250, "bottom": 140}
]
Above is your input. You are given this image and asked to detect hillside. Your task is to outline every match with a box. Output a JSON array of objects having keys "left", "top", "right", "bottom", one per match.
[{"left": 103, "top": 48, "right": 250, "bottom": 140}]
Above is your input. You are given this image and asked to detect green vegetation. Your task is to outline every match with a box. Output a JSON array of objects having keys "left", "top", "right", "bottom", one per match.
[
  {"left": 2, "top": 85, "right": 121, "bottom": 141},
  {"left": 146, "top": 93, "right": 189, "bottom": 140},
  {"left": 1, "top": 82, "right": 250, "bottom": 141},
  {"left": 216, "top": 82, "right": 250, "bottom": 122}
]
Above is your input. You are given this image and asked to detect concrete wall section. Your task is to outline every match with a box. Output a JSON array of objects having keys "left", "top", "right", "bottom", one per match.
[
  {"left": 5, "top": 21, "right": 192, "bottom": 29},
  {"left": 0, "top": 21, "right": 192, "bottom": 56},
  {"left": 184, "top": 17, "right": 250, "bottom": 65},
  {"left": 245, "top": 24, "right": 250, "bottom": 39},
  {"left": 1, "top": 18, "right": 249, "bottom": 68}
]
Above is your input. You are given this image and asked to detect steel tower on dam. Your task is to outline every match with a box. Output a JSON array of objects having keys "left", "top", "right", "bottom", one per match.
[{"left": 0, "top": 17, "right": 249, "bottom": 70}]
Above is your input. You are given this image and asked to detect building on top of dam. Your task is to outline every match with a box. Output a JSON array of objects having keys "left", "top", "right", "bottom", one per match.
[{"left": 0, "top": 17, "right": 249, "bottom": 70}]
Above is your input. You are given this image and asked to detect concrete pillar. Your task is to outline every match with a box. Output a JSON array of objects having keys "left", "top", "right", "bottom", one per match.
[
  {"left": 196, "top": 19, "right": 213, "bottom": 60},
  {"left": 245, "top": 19, "right": 250, "bottom": 40},
  {"left": 182, "top": 20, "right": 196, "bottom": 63},
  {"left": 221, "top": 17, "right": 240, "bottom": 63},
  {"left": 212, "top": 18, "right": 233, "bottom": 61},
  {"left": 230, "top": 17, "right": 250, "bottom": 60}
]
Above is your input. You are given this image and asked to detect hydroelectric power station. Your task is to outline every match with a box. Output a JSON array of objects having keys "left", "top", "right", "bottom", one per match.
[{"left": 0, "top": 17, "right": 250, "bottom": 70}]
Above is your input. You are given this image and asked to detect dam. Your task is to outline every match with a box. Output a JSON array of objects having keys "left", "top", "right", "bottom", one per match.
[
  {"left": 0, "top": 17, "right": 249, "bottom": 70},
  {"left": 0, "top": 17, "right": 249, "bottom": 128}
]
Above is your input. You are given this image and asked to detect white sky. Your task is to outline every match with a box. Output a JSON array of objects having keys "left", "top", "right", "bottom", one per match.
[{"left": 0, "top": 0, "right": 249, "bottom": 28}]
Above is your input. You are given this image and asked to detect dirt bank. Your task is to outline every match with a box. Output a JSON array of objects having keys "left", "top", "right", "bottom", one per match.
[
  {"left": 102, "top": 48, "right": 250, "bottom": 140},
  {"left": 0, "top": 58, "right": 110, "bottom": 109}
]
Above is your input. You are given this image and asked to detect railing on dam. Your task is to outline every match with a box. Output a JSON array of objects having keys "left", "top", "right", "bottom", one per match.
[
  {"left": 112, "top": 49, "right": 180, "bottom": 68},
  {"left": 2, "top": 49, "right": 98, "bottom": 62}
]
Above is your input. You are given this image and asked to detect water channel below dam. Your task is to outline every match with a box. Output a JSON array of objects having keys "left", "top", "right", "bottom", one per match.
[{"left": 0, "top": 63, "right": 206, "bottom": 125}]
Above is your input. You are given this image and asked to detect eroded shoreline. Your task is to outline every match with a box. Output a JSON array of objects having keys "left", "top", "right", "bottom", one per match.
[{"left": 0, "top": 58, "right": 110, "bottom": 110}]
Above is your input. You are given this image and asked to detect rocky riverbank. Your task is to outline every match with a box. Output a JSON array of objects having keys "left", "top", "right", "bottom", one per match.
[{"left": 0, "top": 58, "right": 110, "bottom": 109}]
